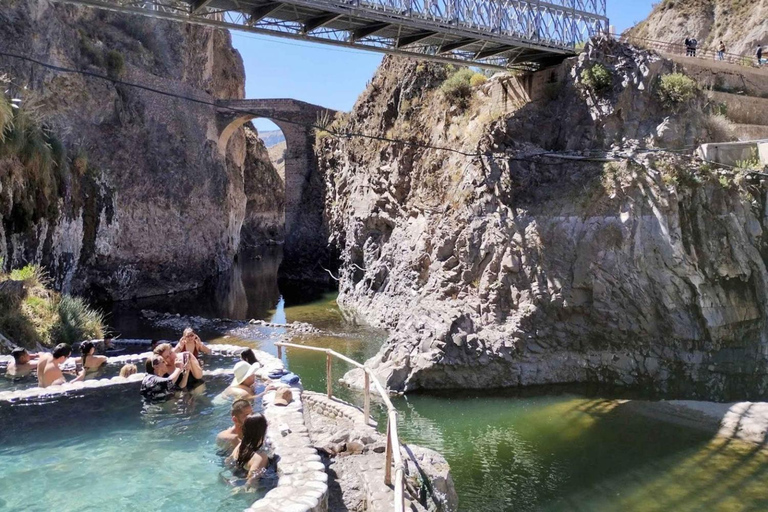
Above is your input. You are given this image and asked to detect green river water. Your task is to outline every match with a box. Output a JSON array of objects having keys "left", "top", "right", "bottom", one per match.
[{"left": 102, "top": 250, "right": 768, "bottom": 512}]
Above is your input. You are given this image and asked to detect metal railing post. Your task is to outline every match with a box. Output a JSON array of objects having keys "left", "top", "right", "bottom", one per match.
[
  {"left": 326, "top": 351, "right": 332, "bottom": 398},
  {"left": 277, "top": 345, "right": 282, "bottom": 360},
  {"left": 364, "top": 371, "right": 371, "bottom": 425},
  {"left": 385, "top": 416, "right": 393, "bottom": 486}
]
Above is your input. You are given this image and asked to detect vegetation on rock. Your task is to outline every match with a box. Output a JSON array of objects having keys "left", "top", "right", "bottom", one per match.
[
  {"left": 580, "top": 63, "right": 612, "bottom": 93},
  {"left": 0, "top": 263, "right": 105, "bottom": 349},
  {"left": 657, "top": 73, "right": 698, "bottom": 108}
]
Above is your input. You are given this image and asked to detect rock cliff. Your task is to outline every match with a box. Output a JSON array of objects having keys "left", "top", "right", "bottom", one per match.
[
  {"left": 0, "top": 0, "right": 282, "bottom": 299},
  {"left": 628, "top": 0, "right": 768, "bottom": 55},
  {"left": 323, "top": 38, "right": 768, "bottom": 400}
]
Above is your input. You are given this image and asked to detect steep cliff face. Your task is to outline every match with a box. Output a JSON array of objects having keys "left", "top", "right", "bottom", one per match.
[
  {"left": 323, "top": 38, "right": 768, "bottom": 400},
  {"left": 627, "top": 0, "right": 768, "bottom": 55},
  {"left": 0, "top": 1, "right": 271, "bottom": 299}
]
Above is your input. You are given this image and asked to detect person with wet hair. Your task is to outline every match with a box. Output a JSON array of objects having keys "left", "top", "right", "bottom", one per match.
[
  {"left": 216, "top": 399, "right": 253, "bottom": 452},
  {"left": 240, "top": 348, "right": 259, "bottom": 366},
  {"left": 174, "top": 327, "right": 212, "bottom": 359},
  {"left": 6, "top": 348, "right": 38, "bottom": 378},
  {"left": 140, "top": 354, "right": 189, "bottom": 402},
  {"left": 154, "top": 342, "right": 204, "bottom": 389},
  {"left": 229, "top": 413, "right": 272, "bottom": 486},
  {"left": 39, "top": 344, "right": 86, "bottom": 388},
  {"left": 79, "top": 341, "right": 107, "bottom": 373}
]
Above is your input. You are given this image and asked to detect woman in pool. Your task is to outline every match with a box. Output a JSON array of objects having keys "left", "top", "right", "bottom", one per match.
[
  {"left": 119, "top": 364, "right": 137, "bottom": 378},
  {"left": 229, "top": 413, "right": 272, "bottom": 487},
  {"left": 79, "top": 341, "right": 107, "bottom": 373},
  {"left": 240, "top": 348, "right": 259, "bottom": 366},
  {"left": 174, "top": 328, "right": 211, "bottom": 359}
]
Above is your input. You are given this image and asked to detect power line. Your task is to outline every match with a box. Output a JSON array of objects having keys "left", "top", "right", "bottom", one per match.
[{"left": 0, "top": 49, "right": 694, "bottom": 165}]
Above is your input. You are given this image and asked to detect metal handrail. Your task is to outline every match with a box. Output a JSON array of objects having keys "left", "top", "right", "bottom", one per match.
[
  {"left": 621, "top": 34, "right": 762, "bottom": 70},
  {"left": 274, "top": 341, "right": 406, "bottom": 512}
]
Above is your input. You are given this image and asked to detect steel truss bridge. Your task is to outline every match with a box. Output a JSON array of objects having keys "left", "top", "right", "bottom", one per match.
[{"left": 54, "top": 0, "right": 607, "bottom": 69}]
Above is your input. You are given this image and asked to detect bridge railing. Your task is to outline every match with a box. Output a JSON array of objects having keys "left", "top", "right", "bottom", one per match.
[
  {"left": 621, "top": 35, "right": 760, "bottom": 69},
  {"left": 275, "top": 341, "right": 407, "bottom": 512}
]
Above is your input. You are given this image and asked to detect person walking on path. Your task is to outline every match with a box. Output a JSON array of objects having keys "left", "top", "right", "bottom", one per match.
[
  {"left": 717, "top": 41, "right": 726, "bottom": 61},
  {"left": 685, "top": 37, "right": 692, "bottom": 56},
  {"left": 758, "top": 45, "right": 764, "bottom": 66},
  {"left": 690, "top": 38, "right": 698, "bottom": 57}
]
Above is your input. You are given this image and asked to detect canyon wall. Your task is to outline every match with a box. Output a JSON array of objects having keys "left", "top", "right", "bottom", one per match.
[
  {"left": 323, "top": 38, "right": 768, "bottom": 400},
  {"left": 0, "top": 0, "right": 282, "bottom": 299}
]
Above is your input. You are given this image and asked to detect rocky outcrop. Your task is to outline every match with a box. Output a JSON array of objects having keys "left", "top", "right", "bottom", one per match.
[
  {"left": 0, "top": 1, "right": 278, "bottom": 299},
  {"left": 323, "top": 38, "right": 768, "bottom": 400},
  {"left": 627, "top": 0, "right": 768, "bottom": 56}
]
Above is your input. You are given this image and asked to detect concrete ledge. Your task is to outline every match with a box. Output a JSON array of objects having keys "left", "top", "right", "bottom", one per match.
[{"left": 697, "top": 140, "right": 768, "bottom": 167}]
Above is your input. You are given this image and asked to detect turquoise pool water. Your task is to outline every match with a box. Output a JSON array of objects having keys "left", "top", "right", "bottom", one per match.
[{"left": 0, "top": 376, "right": 273, "bottom": 512}]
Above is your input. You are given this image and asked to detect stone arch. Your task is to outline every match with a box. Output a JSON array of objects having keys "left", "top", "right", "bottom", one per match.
[{"left": 216, "top": 99, "right": 335, "bottom": 280}]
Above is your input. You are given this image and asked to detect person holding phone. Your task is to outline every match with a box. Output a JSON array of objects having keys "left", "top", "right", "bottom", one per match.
[
  {"left": 140, "top": 354, "right": 189, "bottom": 401},
  {"left": 153, "top": 343, "right": 205, "bottom": 390}
]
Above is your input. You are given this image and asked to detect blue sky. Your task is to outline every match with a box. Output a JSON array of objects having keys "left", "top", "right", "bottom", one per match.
[{"left": 233, "top": 0, "right": 656, "bottom": 131}]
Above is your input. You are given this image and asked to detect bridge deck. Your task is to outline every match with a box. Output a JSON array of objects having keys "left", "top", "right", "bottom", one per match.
[{"left": 55, "top": 0, "right": 608, "bottom": 69}]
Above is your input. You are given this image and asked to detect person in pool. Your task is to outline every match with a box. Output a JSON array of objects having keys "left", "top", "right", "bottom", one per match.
[
  {"left": 78, "top": 341, "right": 107, "bottom": 373},
  {"left": 174, "top": 328, "right": 211, "bottom": 360},
  {"left": 153, "top": 342, "right": 204, "bottom": 389},
  {"left": 140, "top": 354, "right": 189, "bottom": 401},
  {"left": 240, "top": 348, "right": 259, "bottom": 366},
  {"left": 229, "top": 413, "right": 272, "bottom": 487},
  {"left": 216, "top": 399, "right": 253, "bottom": 452},
  {"left": 219, "top": 361, "right": 277, "bottom": 401},
  {"left": 6, "top": 348, "right": 38, "bottom": 378},
  {"left": 39, "top": 344, "right": 86, "bottom": 387}
]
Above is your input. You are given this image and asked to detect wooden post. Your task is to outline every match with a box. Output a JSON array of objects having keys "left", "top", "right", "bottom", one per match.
[
  {"left": 384, "top": 416, "right": 393, "bottom": 486},
  {"left": 277, "top": 345, "right": 282, "bottom": 360},
  {"left": 326, "top": 352, "right": 332, "bottom": 398},
  {"left": 363, "top": 371, "right": 370, "bottom": 426}
]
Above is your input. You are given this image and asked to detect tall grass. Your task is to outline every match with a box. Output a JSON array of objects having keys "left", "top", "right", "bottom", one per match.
[
  {"left": 0, "top": 94, "right": 12, "bottom": 142},
  {"left": 52, "top": 295, "right": 105, "bottom": 345},
  {"left": 0, "top": 264, "right": 106, "bottom": 348}
]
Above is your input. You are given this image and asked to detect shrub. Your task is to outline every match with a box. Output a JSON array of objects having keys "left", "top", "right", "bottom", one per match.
[
  {"left": 703, "top": 114, "right": 736, "bottom": 142},
  {"left": 580, "top": 63, "right": 612, "bottom": 93},
  {"left": 0, "top": 94, "right": 12, "bottom": 143},
  {"left": 51, "top": 295, "right": 105, "bottom": 345},
  {"left": 657, "top": 73, "right": 697, "bottom": 108},
  {"left": 441, "top": 68, "right": 475, "bottom": 103},
  {"left": 469, "top": 73, "right": 488, "bottom": 87},
  {"left": 105, "top": 50, "right": 125, "bottom": 78}
]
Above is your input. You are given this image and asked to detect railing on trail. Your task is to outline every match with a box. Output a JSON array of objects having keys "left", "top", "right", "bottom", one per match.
[
  {"left": 621, "top": 34, "right": 760, "bottom": 69},
  {"left": 274, "top": 341, "right": 406, "bottom": 512}
]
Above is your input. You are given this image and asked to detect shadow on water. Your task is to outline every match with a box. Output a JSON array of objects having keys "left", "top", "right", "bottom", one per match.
[{"left": 100, "top": 246, "right": 336, "bottom": 340}]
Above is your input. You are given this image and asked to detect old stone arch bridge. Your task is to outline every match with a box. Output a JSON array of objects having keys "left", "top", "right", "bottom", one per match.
[{"left": 216, "top": 98, "right": 335, "bottom": 278}]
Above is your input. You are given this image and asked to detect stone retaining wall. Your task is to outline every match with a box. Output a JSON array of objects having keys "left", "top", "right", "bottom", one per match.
[{"left": 248, "top": 386, "right": 329, "bottom": 512}]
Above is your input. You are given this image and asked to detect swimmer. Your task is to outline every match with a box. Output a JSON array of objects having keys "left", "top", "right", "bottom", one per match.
[
  {"left": 6, "top": 348, "right": 38, "bottom": 378},
  {"left": 154, "top": 342, "right": 204, "bottom": 388},
  {"left": 78, "top": 341, "right": 107, "bottom": 373},
  {"left": 240, "top": 348, "right": 259, "bottom": 366},
  {"left": 216, "top": 399, "right": 253, "bottom": 452},
  {"left": 119, "top": 363, "right": 137, "bottom": 378},
  {"left": 140, "top": 354, "right": 188, "bottom": 401},
  {"left": 174, "top": 328, "right": 211, "bottom": 359},
  {"left": 39, "top": 344, "right": 86, "bottom": 388},
  {"left": 229, "top": 413, "right": 271, "bottom": 487}
]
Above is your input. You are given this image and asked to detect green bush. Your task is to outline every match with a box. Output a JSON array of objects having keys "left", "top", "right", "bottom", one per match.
[
  {"left": 657, "top": 73, "right": 697, "bottom": 108},
  {"left": 580, "top": 63, "right": 612, "bottom": 92},
  {"left": 441, "top": 68, "right": 475, "bottom": 103},
  {"left": 105, "top": 50, "right": 125, "bottom": 78},
  {"left": 469, "top": 73, "right": 488, "bottom": 87},
  {"left": 51, "top": 295, "right": 105, "bottom": 345}
]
